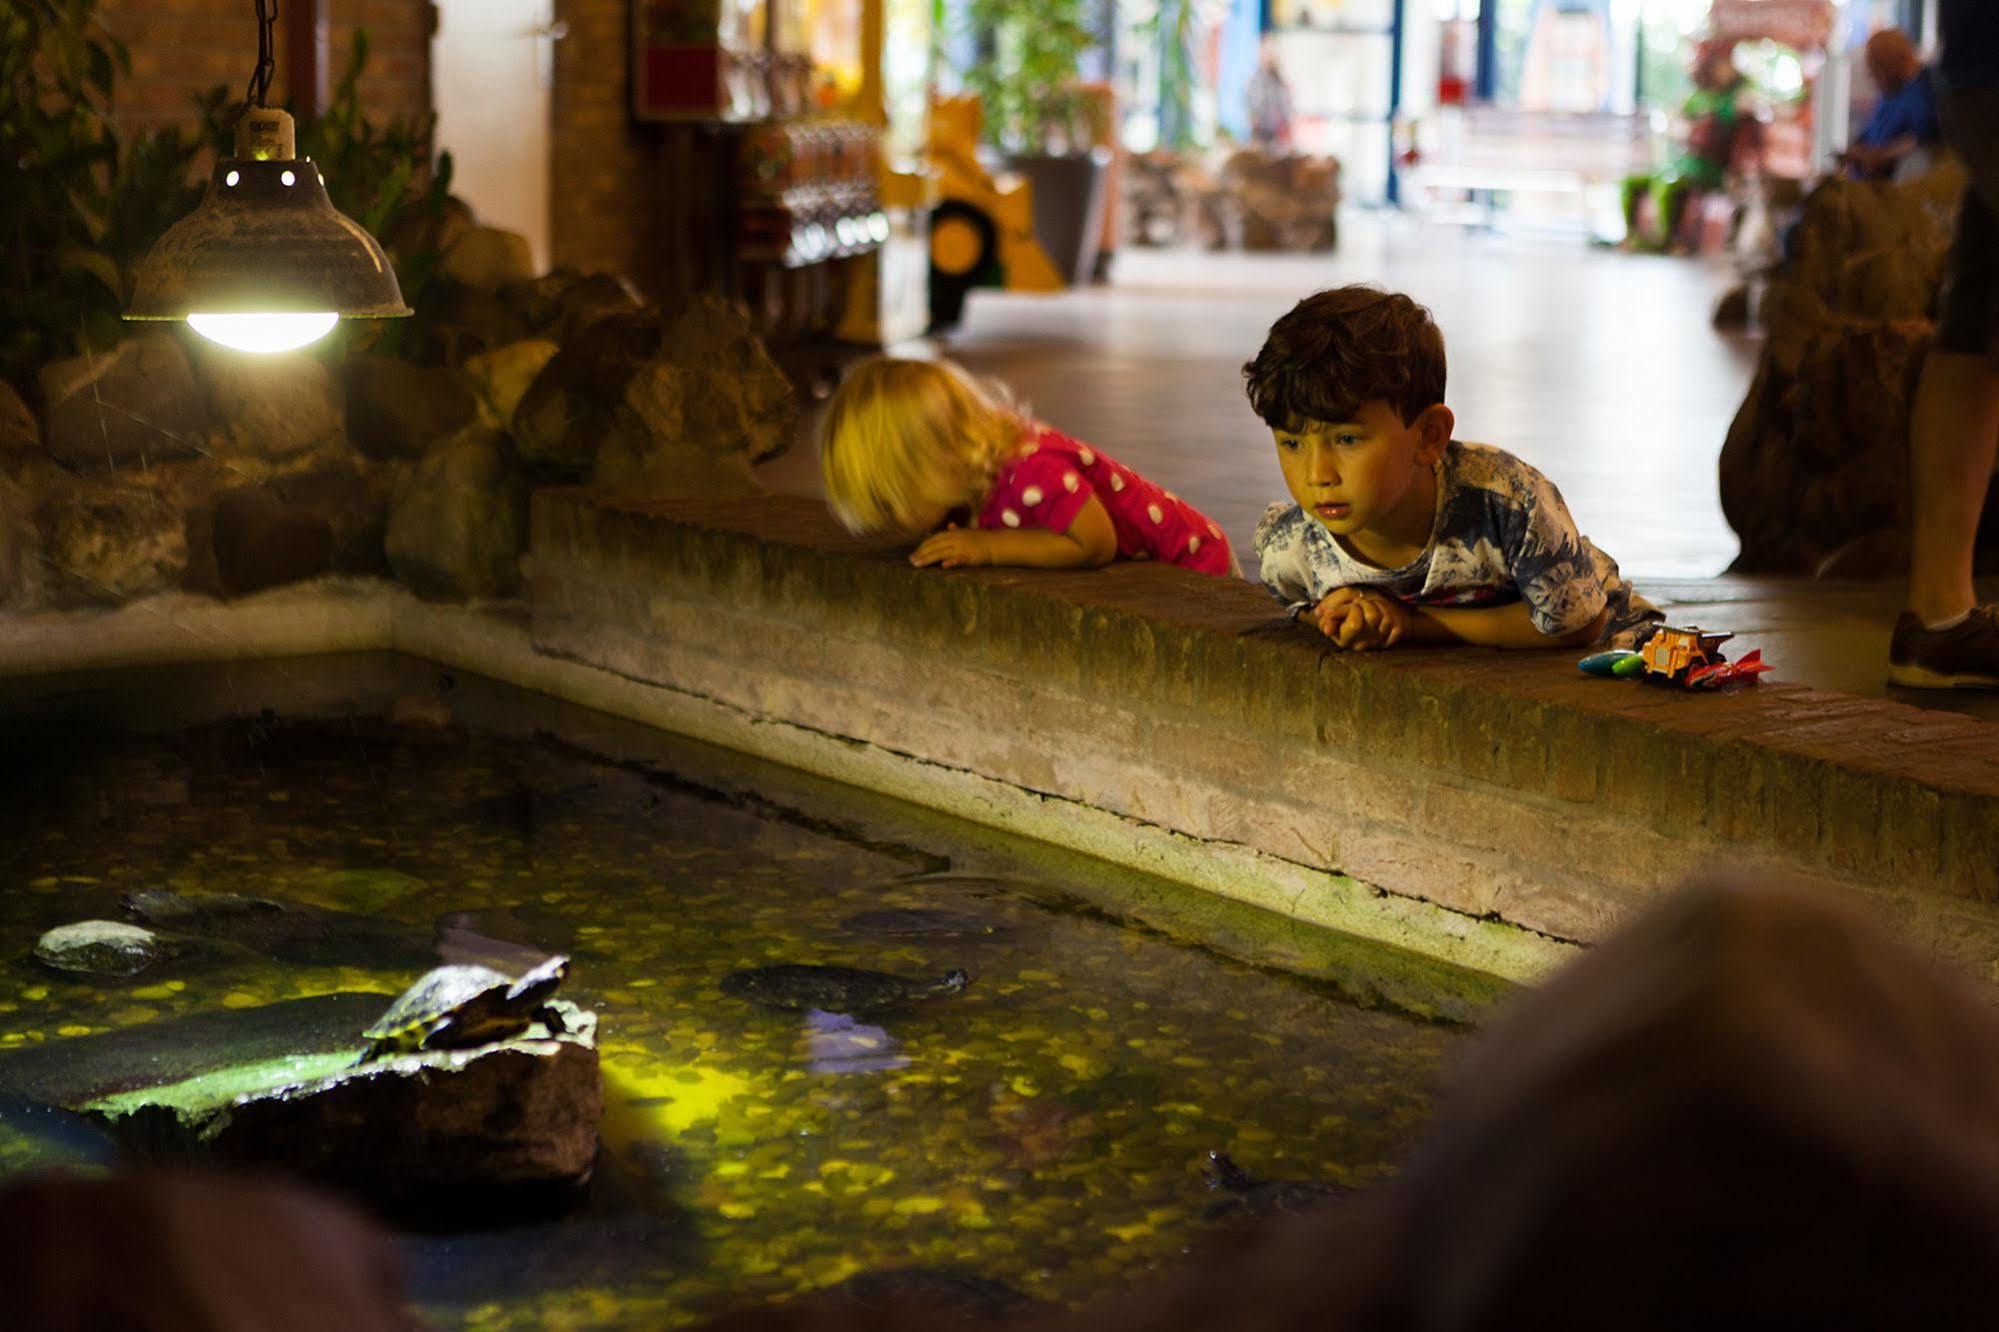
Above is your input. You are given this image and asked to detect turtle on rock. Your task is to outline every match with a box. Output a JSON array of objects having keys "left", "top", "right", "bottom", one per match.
[
  {"left": 356, "top": 955, "right": 571, "bottom": 1064},
  {"left": 720, "top": 964, "right": 969, "bottom": 1015}
]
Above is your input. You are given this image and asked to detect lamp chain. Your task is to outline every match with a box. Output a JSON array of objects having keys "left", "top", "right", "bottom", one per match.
[{"left": 248, "top": 0, "right": 278, "bottom": 107}]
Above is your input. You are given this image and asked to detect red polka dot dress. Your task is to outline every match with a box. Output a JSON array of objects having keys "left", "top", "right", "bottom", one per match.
[{"left": 973, "top": 426, "right": 1234, "bottom": 576}]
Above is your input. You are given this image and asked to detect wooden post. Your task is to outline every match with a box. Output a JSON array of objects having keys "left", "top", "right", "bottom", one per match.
[{"left": 285, "top": 0, "right": 331, "bottom": 121}]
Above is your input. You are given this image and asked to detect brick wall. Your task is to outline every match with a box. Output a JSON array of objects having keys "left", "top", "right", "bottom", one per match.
[
  {"left": 550, "top": 0, "right": 661, "bottom": 290},
  {"left": 529, "top": 490, "right": 1999, "bottom": 983},
  {"left": 99, "top": 0, "right": 433, "bottom": 141}
]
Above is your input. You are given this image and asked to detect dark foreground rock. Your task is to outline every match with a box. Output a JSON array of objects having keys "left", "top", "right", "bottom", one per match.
[
  {"left": 0, "top": 1170, "right": 417, "bottom": 1331},
  {"left": 87, "top": 1001, "right": 600, "bottom": 1217}
]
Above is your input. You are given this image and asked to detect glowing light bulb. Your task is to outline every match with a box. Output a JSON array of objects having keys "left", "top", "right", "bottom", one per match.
[{"left": 186, "top": 311, "right": 339, "bottom": 353}]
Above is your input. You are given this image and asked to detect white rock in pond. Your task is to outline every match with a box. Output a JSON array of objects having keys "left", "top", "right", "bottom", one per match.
[{"left": 34, "top": 920, "right": 181, "bottom": 978}]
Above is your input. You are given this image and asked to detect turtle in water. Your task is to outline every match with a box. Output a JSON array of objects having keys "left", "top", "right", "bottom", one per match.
[
  {"left": 356, "top": 954, "right": 571, "bottom": 1063},
  {"left": 1202, "top": 1151, "right": 1352, "bottom": 1221},
  {"left": 720, "top": 964, "right": 969, "bottom": 1015}
]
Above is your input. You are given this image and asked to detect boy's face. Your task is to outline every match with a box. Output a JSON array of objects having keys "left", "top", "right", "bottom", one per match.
[{"left": 1274, "top": 399, "right": 1452, "bottom": 541}]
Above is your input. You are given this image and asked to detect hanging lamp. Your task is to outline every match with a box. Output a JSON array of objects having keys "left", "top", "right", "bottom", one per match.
[{"left": 125, "top": 0, "right": 410, "bottom": 353}]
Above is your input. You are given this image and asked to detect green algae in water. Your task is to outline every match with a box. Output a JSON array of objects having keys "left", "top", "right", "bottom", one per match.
[{"left": 0, "top": 711, "right": 1462, "bottom": 1329}]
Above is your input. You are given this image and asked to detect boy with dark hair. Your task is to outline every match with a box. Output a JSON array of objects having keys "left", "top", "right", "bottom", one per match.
[{"left": 1247, "top": 286, "right": 1659, "bottom": 652}]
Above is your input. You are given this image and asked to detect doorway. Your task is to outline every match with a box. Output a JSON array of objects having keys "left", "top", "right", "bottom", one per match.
[{"left": 431, "top": 0, "right": 557, "bottom": 272}]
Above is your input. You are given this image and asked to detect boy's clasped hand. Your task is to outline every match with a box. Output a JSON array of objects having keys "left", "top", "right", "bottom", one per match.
[{"left": 1309, "top": 588, "right": 1412, "bottom": 652}]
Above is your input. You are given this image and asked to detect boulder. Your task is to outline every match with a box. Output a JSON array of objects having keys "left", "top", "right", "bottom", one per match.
[
  {"left": 206, "top": 484, "right": 337, "bottom": 597},
  {"left": 39, "top": 473, "right": 191, "bottom": 605},
  {"left": 549, "top": 272, "right": 644, "bottom": 343},
  {"left": 404, "top": 277, "right": 534, "bottom": 366},
  {"left": 384, "top": 427, "right": 528, "bottom": 600},
  {"left": 33, "top": 920, "right": 184, "bottom": 979},
  {"left": 197, "top": 350, "right": 345, "bottom": 463},
  {"left": 524, "top": 296, "right": 795, "bottom": 493},
  {"left": 344, "top": 354, "right": 478, "bottom": 461},
  {"left": 462, "top": 339, "right": 559, "bottom": 427},
  {"left": 0, "top": 471, "right": 46, "bottom": 610},
  {"left": 39, "top": 333, "right": 207, "bottom": 471},
  {"left": 658, "top": 293, "right": 797, "bottom": 466},
  {"left": 0, "top": 378, "right": 39, "bottom": 455},
  {"left": 1720, "top": 170, "right": 1994, "bottom": 574},
  {"left": 496, "top": 269, "right": 638, "bottom": 339},
  {"left": 512, "top": 312, "right": 663, "bottom": 473},
  {"left": 86, "top": 1003, "right": 601, "bottom": 1218},
  {"left": 438, "top": 225, "right": 536, "bottom": 291}
]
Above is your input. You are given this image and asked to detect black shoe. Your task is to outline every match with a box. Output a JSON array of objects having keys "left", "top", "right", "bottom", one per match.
[{"left": 1888, "top": 605, "right": 1999, "bottom": 689}]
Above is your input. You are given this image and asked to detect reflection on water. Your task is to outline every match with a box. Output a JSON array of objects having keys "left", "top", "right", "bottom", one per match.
[{"left": 0, "top": 708, "right": 1458, "bottom": 1328}]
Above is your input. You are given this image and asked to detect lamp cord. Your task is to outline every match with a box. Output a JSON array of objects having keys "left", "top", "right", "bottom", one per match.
[{"left": 248, "top": 0, "right": 277, "bottom": 107}]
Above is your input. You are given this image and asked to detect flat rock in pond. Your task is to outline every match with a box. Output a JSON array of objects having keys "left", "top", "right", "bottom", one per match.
[
  {"left": 0, "top": 993, "right": 392, "bottom": 1106},
  {"left": 33, "top": 920, "right": 185, "bottom": 979},
  {"left": 87, "top": 1001, "right": 600, "bottom": 1219}
]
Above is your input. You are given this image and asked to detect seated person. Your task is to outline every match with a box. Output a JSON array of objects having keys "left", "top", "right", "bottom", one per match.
[
  {"left": 1621, "top": 40, "right": 1749, "bottom": 252},
  {"left": 1248, "top": 287, "right": 1660, "bottom": 652},
  {"left": 1838, "top": 28, "right": 1943, "bottom": 182}
]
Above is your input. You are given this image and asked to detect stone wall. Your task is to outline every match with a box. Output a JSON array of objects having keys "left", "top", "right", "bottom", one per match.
[
  {"left": 99, "top": 0, "right": 433, "bottom": 139},
  {"left": 530, "top": 491, "right": 1999, "bottom": 980}
]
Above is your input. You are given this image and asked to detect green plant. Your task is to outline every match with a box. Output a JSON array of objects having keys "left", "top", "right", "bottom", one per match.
[
  {"left": 295, "top": 30, "right": 455, "bottom": 356},
  {"left": 0, "top": 0, "right": 226, "bottom": 388},
  {"left": 1134, "top": 0, "right": 1200, "bottom": 151},
  {"left": 960, "top": 0, "right": 1097, "bottom": 154}
]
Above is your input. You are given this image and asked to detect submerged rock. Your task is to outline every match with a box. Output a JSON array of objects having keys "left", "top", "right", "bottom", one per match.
[
  {"left": 721, "top": 964, "right": 970, "bottom": 1015},
  {"left": 88, "top": 999, "right": 601, "bottom": 1218},
  {"left": 33, "top": 920, "right": 184, "bottom": 979},
  {"left": 822, "top": 1268, "right": 1046, "bottom": 1321},
  {"left": 120, "top": 888, "right": 434, "bottom": 971},
  {"left": 839, "top": 908, "right": 1005, "bottom": 939}
]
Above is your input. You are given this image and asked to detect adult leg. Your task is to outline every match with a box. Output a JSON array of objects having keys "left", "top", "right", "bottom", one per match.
[
  {"left": 1907, "top": 348, "right": 1999, "bottom": 624},
  {"left": 1891, "top": 179, "right": 1999, "bottom": 687}
]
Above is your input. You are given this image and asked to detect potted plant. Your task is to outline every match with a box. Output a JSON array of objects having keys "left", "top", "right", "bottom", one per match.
[{"left": 959, "top": 0, "right": 1109, "bottom": 285}]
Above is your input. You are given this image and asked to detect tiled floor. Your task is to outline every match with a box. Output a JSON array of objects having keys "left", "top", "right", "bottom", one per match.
[{"left": 762, "top": 218, "right": 1995, "bottom": 722}]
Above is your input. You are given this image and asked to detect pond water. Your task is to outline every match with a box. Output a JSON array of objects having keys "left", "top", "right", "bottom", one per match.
[{"left": 0, "top": 659, "right": 1459, "bottom": 1328}]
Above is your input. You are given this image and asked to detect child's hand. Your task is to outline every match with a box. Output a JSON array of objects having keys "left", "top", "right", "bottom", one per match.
[
  {"left": 1312, "top": 588, "right": 1412, "bottom": 651},
  {"left": 911, "top": 524, "right": 996, "bottom": 569}
]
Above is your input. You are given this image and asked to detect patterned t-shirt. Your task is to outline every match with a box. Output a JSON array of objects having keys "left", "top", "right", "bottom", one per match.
[
  {"left": 1253, "top": 440, "right": 1659, "bottom": 646},
  {"left": 975, "top": 425, "right": 1234, "bottom": 577}
]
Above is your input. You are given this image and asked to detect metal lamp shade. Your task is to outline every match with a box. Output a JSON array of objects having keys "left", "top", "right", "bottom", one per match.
[{"left": 127, "top": 157, "right": 411, "bottom": 321}]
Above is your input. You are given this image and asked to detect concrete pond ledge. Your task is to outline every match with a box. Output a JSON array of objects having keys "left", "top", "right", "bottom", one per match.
[
  {"left": 527, "top": 489, "right": 1999, "bottom": 985},
  {"left": 4, "top": 488, "right": 1996, "bottom": 1005}
]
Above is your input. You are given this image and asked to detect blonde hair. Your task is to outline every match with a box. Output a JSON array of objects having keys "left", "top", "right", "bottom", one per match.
[{"left": 819, "top": 357, "right": 1026, "bottom": 533}]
